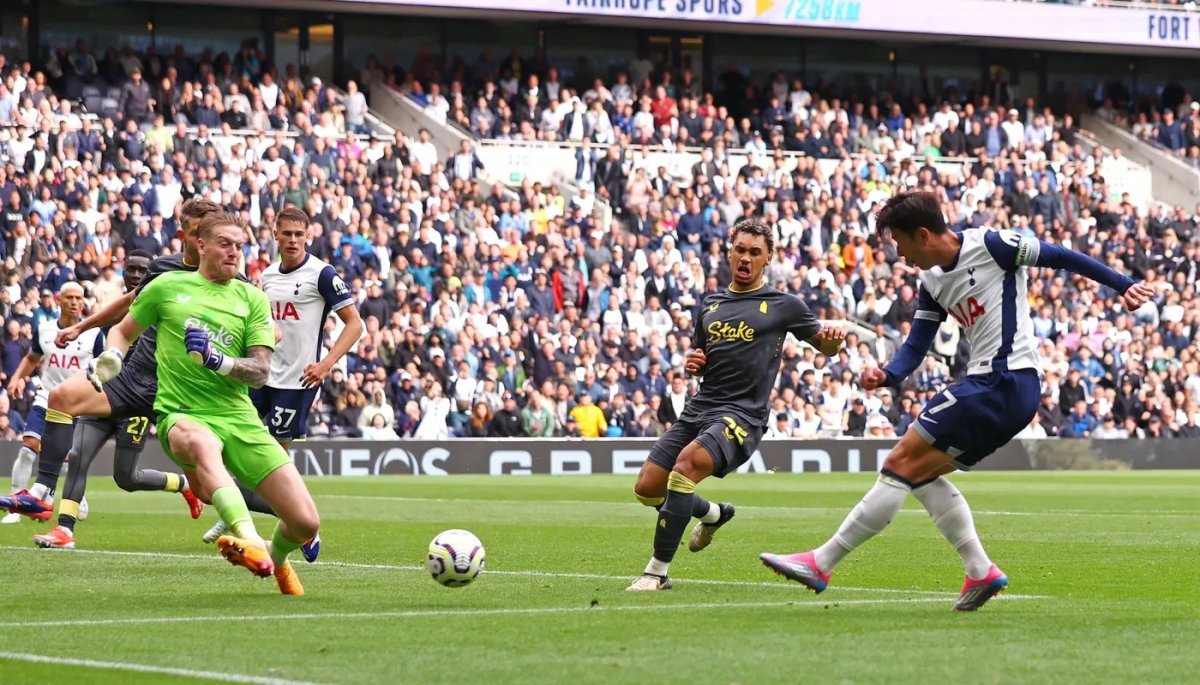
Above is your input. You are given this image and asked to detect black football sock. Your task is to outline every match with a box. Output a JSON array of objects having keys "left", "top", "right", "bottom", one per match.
[{"left": 649, "top": 472, "right": 700, "bottom": 570}]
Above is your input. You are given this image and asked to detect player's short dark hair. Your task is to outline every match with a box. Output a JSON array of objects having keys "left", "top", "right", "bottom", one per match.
[
  {"left": 198, "top": 212, "right": 247, "bottom": 240},
  {"left": 276, "top": 206, "right": 309, "bottom": 230},
  {"left": 876, "top": 191, "right": 946, "bottom": 239},
  {"left": 729, "top": 218, "right": 775, "bottom": 254},
  {"left": 180, "top": 198, "right": 222, "bottom": 225},
  {"left": 127, "top": 249, "right": 153, "bottom": 261}
]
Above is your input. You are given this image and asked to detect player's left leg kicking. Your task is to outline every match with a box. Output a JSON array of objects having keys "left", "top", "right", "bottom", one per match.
[
  {"left": 200, "top": 386, "right": 320, "bottom": 562},
  {"left": 627, "top": 417, "right": 746, "bottom": 591},
  {"left": 761, "top": 370, "right": 1040, "bottom": 611},
  {"left": 162, "top": 411, "right": 318, "bottom": 595}
]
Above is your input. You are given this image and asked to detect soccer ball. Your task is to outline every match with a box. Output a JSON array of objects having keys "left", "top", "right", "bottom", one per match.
[{"left": 426, "top": 529, "right": 486, "bottom": 587}]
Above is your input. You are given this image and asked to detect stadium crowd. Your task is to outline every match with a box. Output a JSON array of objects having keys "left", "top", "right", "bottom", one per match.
[{"left": 1, "top": 39, "right": 1199, "bottom": 444}]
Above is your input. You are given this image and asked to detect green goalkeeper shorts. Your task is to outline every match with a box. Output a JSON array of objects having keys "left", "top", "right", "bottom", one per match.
[{"left": 158, "top": 411, "right": 291, "bottom": 490}]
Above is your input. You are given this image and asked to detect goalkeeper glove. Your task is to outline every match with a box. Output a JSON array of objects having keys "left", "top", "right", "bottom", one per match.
[
  {"left": 87, "top": 348, "right": 124, "bottom": 391},
  {"left": 184, "top": 326, "right": 234, "bottom": 375}
]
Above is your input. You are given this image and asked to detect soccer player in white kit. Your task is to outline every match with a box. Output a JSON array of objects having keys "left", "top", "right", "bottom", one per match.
[
  {"left": 761, "top": 191, "right": 1154, "bottom": 610},
  {"left": 200, "top": 206, "right": 363, "bottom": 556},
  {"left": 1, "top": 283, "right": 97, "bottom": 523}
]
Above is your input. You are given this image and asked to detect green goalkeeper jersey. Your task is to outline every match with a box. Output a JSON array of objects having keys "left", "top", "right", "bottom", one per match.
[{"left": 129, "top": 269, "right": 276, "bottom": 419}]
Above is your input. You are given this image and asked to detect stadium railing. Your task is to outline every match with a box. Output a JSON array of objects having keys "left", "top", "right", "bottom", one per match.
[
  {"left": 1082, "top": 111, "right": 1200, "bottom": 206},
  {"left": 368, "top": 83, "right": 605, "bottom": 222},
  {"left": 467, "top": 137, "right": 1152, "bottom": 209}
]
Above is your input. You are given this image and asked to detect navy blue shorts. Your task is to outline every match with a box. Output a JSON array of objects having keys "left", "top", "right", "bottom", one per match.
[
  {"left": 647, "top": 413, "right": 762, "bottom": 478},
  {"left": 249, "top": 386, "right": 318, "bottom": 442},
  {"left": 22, "top": 404, "right": 46, "bottom": 441},
  {"left": 912, "top": 369, "right": 1041, "bottom": 470}
]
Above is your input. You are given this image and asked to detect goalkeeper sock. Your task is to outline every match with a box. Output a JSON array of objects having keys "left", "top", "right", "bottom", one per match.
[
  {"left": 268, "top": 523, "right": 303, "bottom": 568},
  {"left": 912, "top": 477, "right": 992, "bottom": 580},
  {"left": 11, "top": 445, "right": 35, "bottom": 493},
  {"left": 813, "top": 470, "right": 912, "bottom": 573},
  {"left": 210, "top": 486, "right": 260, "bottom": 543}
]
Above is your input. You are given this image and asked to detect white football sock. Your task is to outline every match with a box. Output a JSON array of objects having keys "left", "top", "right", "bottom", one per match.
[
  {"left": 912, "top": 477, "right": 992, "bottom": 580},
  {"left": 700, "top": 501, "right": 721, "bottom": 524},
  {"left": 644, "top": 556, "right": 670, "bottom": 577},
  {"left": 29, "top": 483, "right": 49, "bottom": 501},
  {"left": 814, "top": 473, "right": 911, "bottom": 573},
  {"left": 11, "top": 446, "right": 35, "bottom": 493}
]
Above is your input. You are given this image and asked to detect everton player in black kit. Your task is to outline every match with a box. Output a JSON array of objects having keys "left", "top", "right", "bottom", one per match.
[{"left": 627, "top": 218, "right": 846, "bottom": 591}]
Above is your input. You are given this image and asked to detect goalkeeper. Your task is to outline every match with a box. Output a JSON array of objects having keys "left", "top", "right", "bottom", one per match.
[{"left": 92, "top": 212, "right": 318, "bottom": 596}]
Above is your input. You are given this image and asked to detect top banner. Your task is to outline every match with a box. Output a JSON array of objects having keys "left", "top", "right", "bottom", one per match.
[{"left": 340, "top": 0, "right": 1200, "bottom": 51}]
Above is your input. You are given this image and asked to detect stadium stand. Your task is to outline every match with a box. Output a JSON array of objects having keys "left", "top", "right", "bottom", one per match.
[{"left": 0, "top": 37, "right": 1198, "bottom": 443}]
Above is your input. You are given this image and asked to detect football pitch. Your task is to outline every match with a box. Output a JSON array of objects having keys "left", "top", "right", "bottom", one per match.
[{"left": 0, "top": 471, "right": 1196, "bottom": 684}]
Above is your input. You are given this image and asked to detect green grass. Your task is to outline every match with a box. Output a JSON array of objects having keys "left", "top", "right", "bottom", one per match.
[{"left": 0, "top": 471, "right": 1197, "bottom": 684}]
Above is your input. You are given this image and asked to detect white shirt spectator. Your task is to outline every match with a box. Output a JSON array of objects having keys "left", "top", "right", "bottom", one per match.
[
  {"left": 409, "top": 139, "right": 439, "bottom": 174},
  {"left": 795, "top": 414, "right": 823, "bottom": 438},
  {"left": 155, "top": 177, "right": 182, "bottom": 219},
  {"left": 1001, "top": 117, "right": 1024, "bottom": 149},
  {"left": 415, "top": 396, "right": 451, "bottom": 439},
  {"left": 259, "top": 81, "right": 280, "bottom": 110},
  {"left": 424, "top": 94, "right": 449, "bottom": 124}
]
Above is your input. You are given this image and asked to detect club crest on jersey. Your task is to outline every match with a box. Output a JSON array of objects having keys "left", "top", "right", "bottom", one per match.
[
  {"left": 707, "top": 320, "right": 756, "bottom": 343},
  {"left": 272, "top": 301, "right": 301, "bottom": 321},
  {"left": 184, "top": 317, "right": 236, "bottom": 349},
  {"left": 947, "top": 298, "right": 987, "bottom": 328}
]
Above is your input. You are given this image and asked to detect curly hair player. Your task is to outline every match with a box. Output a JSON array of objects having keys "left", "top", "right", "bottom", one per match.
[{"left": 626, "top": 217, "right": 846, "bottom": 591}]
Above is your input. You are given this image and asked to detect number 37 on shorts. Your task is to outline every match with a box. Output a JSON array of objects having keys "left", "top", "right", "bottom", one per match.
[{"left": 249, "top": 386, "right": 319, "bottom": 443}]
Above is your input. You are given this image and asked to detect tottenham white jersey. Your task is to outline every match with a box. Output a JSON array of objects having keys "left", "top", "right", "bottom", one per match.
[
  {"left": 31, "top": 320, "right": 104, "bottom": 391},
  {"left": 915, "top": 228, "right": 1043, "bottom": 377},
  {"left": 260, "top": 254, "right": 354, "bottom": 389}
]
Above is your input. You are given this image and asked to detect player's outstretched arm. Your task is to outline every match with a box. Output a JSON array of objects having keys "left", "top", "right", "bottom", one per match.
[
  {"left": 88, "top": 314, "right": 146, "bottom": 391},
  {"left": 56, "top": 291, "right": 136, "bottom": 348},
  {"left": 984, "top": 230, "right": 1153, "bottom": 310},
  {"left": 103, "top": 315, "right": 145, "bottom": 357},
  {"left": 301, "top": 306, "right": 364, "bottom": 388},
  {"left": 806, "top": 326, "right": 847, "bottom": 358},
  {"left": 866, "top": 288, "right": 945, "bottom": 390},
  {"left": 866, "top": 318, "right": 939, "bottom": 390},
  {"left": 6, "top": 353, "right": 41, "bottom": 399}
]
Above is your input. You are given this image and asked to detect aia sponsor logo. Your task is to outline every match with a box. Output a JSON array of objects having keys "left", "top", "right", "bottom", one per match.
[
  {"left": 947, "top": 298, "right": 986, "bottom": 328},
  {"left": 271, "top": 301, "right": 301, "bottom": 321}
]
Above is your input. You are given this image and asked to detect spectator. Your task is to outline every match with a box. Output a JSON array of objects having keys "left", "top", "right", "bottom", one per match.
[
  {"left": 490, "top": 393, "right": 525, "bottom": 437},
  {"left": 464, "top": 401, "right": 493, "bottom": 437},
  {"left": 118, "top": 67, "right": 152, "bottom": 123},
  {"left": 569, "top": 393, "right": 606, "bottom": 438}
]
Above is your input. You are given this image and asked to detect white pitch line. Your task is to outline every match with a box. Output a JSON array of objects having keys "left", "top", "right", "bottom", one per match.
[
  {"left": 0, "top": 651, "right": 322, "bottom": 685},
  {"left": 5, "top": 596, "right": 1034, "bottom": 630},
  {"left": 316, "top": 494, "right": 1200, "bottom": 518},
  {"left": 0, "top": 545, "right": 1049, "bottom": 599}
]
